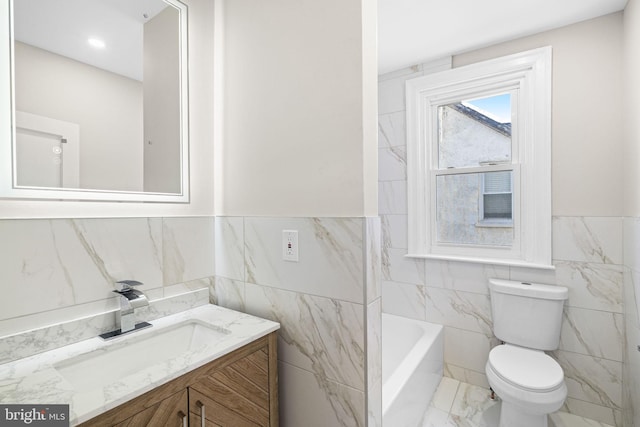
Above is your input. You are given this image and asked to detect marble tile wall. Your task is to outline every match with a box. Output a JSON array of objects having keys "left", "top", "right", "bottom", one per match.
[
  {"left": 365, "top": 217, "right": 382, "bottom": 427},
  {"left": 212, "top": 216, "right": 381, "bottom": 427},
  {"left": 623, "top": 217, "right": 640, "bottom": 427},
  {"left": 378, "top": 64, "right": 625, "bottom": 426},
  {"left": 0, "top": 217, "right": 215, "bottom": 343},
  {"left": 0, "top": 283, "right": 209, "bottom": 364}
]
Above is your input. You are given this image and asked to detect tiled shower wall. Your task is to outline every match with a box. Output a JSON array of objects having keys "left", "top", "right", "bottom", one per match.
[
  {"left": 0, "top": 216, "right": 215, "bottom": 338},
  {"left": 212, "top": 216, "right": 381, "bottom": 427},
  {"left": 379, "top": 64, "right": 625, "bottom": 426}
]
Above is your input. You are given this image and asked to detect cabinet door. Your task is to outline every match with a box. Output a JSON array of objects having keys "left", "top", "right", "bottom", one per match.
[
  {"left": 112, "top": 389, "right": 189, "bottom": 427},
  {"left": 82, "top": 389, "right": 189, "bottom": 427},
  {"left": 189, "top": 346, "right": 270, "bottom": 427}
]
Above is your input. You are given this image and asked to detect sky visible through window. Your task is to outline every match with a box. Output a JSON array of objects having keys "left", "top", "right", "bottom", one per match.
[{"left": 464, "top": 93, "right": 511, "bottom": 124}]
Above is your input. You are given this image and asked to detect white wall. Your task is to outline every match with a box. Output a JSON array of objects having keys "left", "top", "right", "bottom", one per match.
[
  {"left": 218, "top": 0, "right": 377, "bottom": 217},
  {"left": 0, "top": 0, "right": 215, "bottom": 218},
  {"left": 624, "top": 0, "right": 640, "bottom": 218},
  {"left": 454, "top": 13, "right": 624, "bottom": 217},
  {"left": 144, "top": 6, "right": 181, "bottom": 194},
  {"left": 14, "top": 42, "right": 144, "bottom": 192}
]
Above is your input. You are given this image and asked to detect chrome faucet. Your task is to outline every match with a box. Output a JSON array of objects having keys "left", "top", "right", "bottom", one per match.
[{"left": 100, "top": 280, "right": 152, "bottom": 340}]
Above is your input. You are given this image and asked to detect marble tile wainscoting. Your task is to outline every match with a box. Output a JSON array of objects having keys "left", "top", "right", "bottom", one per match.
[
  {"left": 378, "top": 63, "right": 625, "bottom": 426},
  {"left": 212, "top": 216, "right": 382, "bottom": 427},
  {"left": 623, "top": 217, "right": 640, "bottom": 427},
  {"left": 0, "top": 217, "right": 215, "bottom": 357},
  {"left": 0, "top": 215, "right": 382, "bottom": 427}
]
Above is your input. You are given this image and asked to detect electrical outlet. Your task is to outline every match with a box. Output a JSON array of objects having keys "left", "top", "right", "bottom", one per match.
[{"left": 282, "top": 230, "right": 299, "bottom": 262}]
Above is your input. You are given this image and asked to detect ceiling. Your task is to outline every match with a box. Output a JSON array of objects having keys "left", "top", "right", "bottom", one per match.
[
  {"left": 13, "top": 0, "right": 169, "bottom": 81},
  {"left": 378, "top": 0, "right": 629, "bottom": 74},
  {"left": 14, "top": 0, "right": 630, "bottom": 79}
]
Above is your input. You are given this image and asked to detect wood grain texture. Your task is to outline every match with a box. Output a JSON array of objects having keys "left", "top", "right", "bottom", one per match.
[
  {"left": 189, "top": 388, "right": 258, "bottom": 427},
  {"left": 190, "top": 346, "right": 269, "bottom": 426},
  {"left": 267, "top": 332, "right": 279, "bottom": 427},
  {"left": 83, "top": 389, "right": 188, "bottom": 427}
]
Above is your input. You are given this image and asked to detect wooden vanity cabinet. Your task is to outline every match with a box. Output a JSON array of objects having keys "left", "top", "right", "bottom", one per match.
[
  {"left": 112, "top": 389, "right": 188, "bottom": 427},
  {"left": 189, "top": 344, "right": 271, "bottom": 426},
  {"left": 79, "top": 332, "right": 278, "bottom": 427}
]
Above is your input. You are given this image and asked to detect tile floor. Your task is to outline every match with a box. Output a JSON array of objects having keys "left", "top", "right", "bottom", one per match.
[{"left": 422, "top": 377, "right": 615, "bottom": 427}]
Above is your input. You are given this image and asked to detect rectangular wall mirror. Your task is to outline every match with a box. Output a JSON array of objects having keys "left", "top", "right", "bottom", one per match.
[{"left": 0, "top": 0, "right": 189, "bottom": 203}]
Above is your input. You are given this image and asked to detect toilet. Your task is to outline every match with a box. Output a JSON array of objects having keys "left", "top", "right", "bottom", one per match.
[{"left": 486, "top": 279, "right": 569, "bottom": 427}]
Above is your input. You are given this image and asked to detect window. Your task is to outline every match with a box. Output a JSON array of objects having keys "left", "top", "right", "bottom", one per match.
[
  {"left": 406, "top": 47, "right": 552, "bottom": 268},
  {"left": 480, "top": 171, "right": 512, "bottom": 223}
]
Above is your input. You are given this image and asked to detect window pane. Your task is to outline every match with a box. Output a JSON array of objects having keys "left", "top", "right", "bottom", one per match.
[
  {"left": 483, "top": 194, "right": 512, "bottom": 219},
  {"left": 438, "top": 93, "right": 512, "bottom": 169},
  {"left": 436, "top": 173, "right": 514, "bottom": 247}
]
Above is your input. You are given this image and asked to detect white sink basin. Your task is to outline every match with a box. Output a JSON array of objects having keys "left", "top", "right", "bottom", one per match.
[{"left": 55, "top": 320, "right": 229, "bottom": 392}]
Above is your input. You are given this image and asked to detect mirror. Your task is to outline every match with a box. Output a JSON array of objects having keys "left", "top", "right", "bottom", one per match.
[{"left": 0, "top": 0, "right": 189, "bottom": 202}]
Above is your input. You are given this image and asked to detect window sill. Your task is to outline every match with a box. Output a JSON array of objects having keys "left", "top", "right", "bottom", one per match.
[
  {"left": 404, "top": 252, "right": 555, "bottom": 270},
  {"left": 475, "top": 221, "right": 513, "bottom": 228}
]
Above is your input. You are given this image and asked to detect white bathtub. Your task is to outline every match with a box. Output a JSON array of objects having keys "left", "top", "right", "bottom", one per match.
[{"left": 382, "top": 313, "right": 444, "bottom": 426}]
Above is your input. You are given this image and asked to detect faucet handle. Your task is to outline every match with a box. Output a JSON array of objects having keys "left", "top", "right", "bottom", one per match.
[{"left": 115, "top": 280, "right": 143, "bottom": 292}]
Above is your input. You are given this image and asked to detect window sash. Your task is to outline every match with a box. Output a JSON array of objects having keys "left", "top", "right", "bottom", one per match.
[{"left": 430, "top": 164, "right": 519, "bottom": 249}]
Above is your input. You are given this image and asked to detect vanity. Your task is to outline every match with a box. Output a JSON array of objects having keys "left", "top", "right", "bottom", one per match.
[
  {"left": 80, "top": 331, "right": 278, "bottom": 426},
  {"left": 0, "top": 304, "right": 280, "bottom": 426}
]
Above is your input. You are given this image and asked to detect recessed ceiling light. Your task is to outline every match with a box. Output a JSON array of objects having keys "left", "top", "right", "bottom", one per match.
[{"left": 87, "top": 38, "right": 106, "bottom": 49}]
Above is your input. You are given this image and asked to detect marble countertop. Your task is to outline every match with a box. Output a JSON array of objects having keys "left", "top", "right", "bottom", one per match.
[{"left": 0, "top": 304, "right": 280, "bottom": 425}]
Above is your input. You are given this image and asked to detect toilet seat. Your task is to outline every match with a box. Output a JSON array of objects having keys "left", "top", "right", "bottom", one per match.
[{"left": 488, "top": 344, "right": 564, "bottom": 392}]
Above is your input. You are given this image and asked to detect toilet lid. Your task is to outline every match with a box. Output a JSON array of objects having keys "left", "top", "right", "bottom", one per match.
[{"left": 488, "top": 345, "right": 564, "bottom": 392}]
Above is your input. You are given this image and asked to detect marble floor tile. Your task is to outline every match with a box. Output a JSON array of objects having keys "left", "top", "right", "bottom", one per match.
[
  {"left": 430, "top": 376, "right": 460, "bottom": 413},
  {"left": 422, "top": 378, "right": 615, "bottom": 427},
  {"left": 550, "top": 411, "right": 615, "bottom": 427},
  {"left": 449, "top": 382, "right": 500, "bottom": 424},
  {"left": 421, "top": 407, "right": 457, "bottom": 427}
]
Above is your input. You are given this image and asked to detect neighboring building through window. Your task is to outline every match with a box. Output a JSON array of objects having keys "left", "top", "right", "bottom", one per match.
[
  {"left": 406, "top": 47, "right": 552, "bottom": 268},
  {"left": 481, "top": 171, "right": 513, "bottom": 223}
]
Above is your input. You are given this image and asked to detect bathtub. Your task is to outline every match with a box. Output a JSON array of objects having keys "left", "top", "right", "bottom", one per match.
[{"left": 382, "top": 313, "right": 444, "bottom": 426}]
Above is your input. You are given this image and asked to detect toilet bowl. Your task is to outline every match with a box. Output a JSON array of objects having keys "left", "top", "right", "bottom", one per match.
[
  {"left": 486, "top": 344, "right": 567, "bottom": 427},
  {"left": 486, "top": 279, "right": 569, "bottom": 427}
]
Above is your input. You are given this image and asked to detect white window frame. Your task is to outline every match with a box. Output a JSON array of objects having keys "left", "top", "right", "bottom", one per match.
[{"left": 406, "top": 47, "right": 552, "bottom": 269}]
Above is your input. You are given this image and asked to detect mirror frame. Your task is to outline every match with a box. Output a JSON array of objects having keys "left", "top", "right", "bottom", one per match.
[{"left": 0, "top": 0, "right": 190, "bottom": 203}]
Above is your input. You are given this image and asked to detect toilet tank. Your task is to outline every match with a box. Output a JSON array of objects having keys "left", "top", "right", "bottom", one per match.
[{"left": 489, "top": 279, "right": 568, "bottom": 351}]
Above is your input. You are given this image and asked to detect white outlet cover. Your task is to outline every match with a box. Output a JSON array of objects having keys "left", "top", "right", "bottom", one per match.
[{"left": 282, "top": 230, "right": 299, "bottom": 262}]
